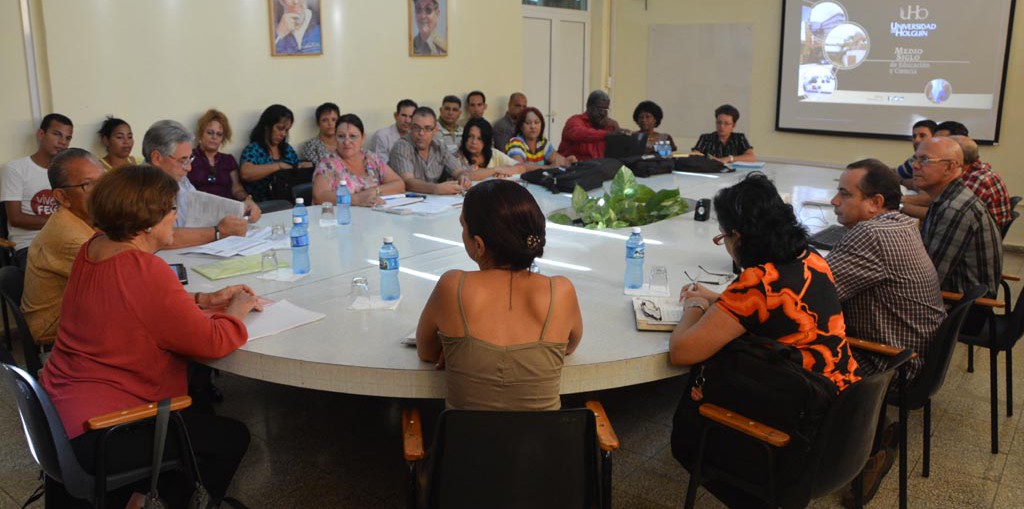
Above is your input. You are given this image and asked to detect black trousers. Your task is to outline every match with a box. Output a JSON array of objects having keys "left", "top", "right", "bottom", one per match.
[{"left": 46, "top": 409, "right": 249, "bottom": 508}]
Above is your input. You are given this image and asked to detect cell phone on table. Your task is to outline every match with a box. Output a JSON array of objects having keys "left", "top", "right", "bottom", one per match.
[{"left": 170, "top": 263, "right": 189, "bottom": 285}]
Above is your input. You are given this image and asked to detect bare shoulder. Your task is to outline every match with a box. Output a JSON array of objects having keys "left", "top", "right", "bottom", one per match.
[{"left": 548, "top": 275, "right": 579, "bottom": 298}]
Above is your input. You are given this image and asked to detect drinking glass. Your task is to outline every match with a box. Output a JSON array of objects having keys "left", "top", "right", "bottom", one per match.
[
  {"left": 649, "top": 265, "right": 669, "bottom": 296},
  {"left": 270, "top": 224, "right": 287, "bottom": 241},
  {"left": 350, "top": 277, "right": 371, "bottom": 308},
  {"left": 319, "top": 202, "right": 336, "bottom": 228},
  {"left": 261, "top": 251, "right": 279, "bottom": 276}
]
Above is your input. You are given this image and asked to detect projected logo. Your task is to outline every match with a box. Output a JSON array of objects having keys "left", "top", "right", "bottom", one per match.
[
  {"left": 899, "top": 5, "right": 930, "bottom": 20},
  {"left": 925, "top": 79, "right": 952, "bottom": 104}
]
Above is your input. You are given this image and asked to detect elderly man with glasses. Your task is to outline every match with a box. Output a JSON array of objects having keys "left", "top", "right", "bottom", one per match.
[
  {"left": 389, "top": 106, "right": 470, "bottom": 195},
  {"left": 143, "top": 120, "right": 259, "bottom": 249},
  {"left": 914, "top": 136, "right": 1002, "bottom": 297},
  {"left": 22, "top": 149, "right": 101, "bottom": 346}
]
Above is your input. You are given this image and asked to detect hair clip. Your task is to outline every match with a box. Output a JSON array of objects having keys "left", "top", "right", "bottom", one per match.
[{"left": 526, "top": 234, "right": 541, "bottom": 249}]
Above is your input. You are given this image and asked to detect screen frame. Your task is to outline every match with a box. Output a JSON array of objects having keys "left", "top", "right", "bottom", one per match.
[{"left": 773, "top": 0, "right": 1018, "bottom": 145}]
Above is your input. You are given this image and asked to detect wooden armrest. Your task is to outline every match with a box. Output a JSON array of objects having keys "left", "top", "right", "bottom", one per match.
[
  {"left": 1003, "top": 274, "right": 1020, "bottom": 282},
  {"left": 698, "top": 403, "right": 791, "bottom": 448},
  {"left": 941, "top": 291, "right": 1004, "bottom": 308},
  {"left": 402, "top": 408, "right": 425, "bottom": 461},
  {"left": 846, "top": 336, "right": 918, "bottom": 359},
  {"left": 586, "top": 400, "right": 620, "bottom": 452},
  {"left": 0, "top": 238, "right": 14, "bottom": 250},
  {"left": 86, "top": 396, "right": 191, "bottom": 431}
]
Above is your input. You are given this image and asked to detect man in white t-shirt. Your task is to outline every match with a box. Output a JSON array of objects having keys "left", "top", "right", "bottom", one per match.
[{"left": 1, "top": 113, "right": 73, "bottom": 267}]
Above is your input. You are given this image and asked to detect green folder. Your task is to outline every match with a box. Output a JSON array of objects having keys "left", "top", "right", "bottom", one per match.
[{"left": 192, "top": 254, "right": 291, "bottom": 281}]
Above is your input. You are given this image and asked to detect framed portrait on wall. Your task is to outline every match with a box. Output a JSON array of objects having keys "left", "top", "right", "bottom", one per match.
[
  {"left": 410, "top": 0, "right": 448, "bottom": 57},
  {"left": 269, "top": 0, "right": 323, "bottom": 56}
]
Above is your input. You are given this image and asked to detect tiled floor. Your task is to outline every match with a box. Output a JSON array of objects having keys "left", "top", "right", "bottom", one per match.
[{"left": 3, "top": 253, "right": 1024, "bottom": 508}]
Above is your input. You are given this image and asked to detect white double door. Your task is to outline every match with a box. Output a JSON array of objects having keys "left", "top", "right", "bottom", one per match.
[{"left": 522, "top": 5, "right": 590, "bottom": 148}]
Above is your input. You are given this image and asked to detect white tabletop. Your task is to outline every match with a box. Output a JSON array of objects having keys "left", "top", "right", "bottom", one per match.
[{"left": 160, "top": 163, "right": 842, "bottom": 398}]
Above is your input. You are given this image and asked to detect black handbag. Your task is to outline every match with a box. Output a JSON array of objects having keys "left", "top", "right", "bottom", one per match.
[
  {"left": 673, "top": 156, "right": 733, "bottom": 174},
  {"left": 671, "top": 336, "right": 838, "bottom": 487},
  {"left": 619, "top": 155, "right": 675, "bottom": 177},
  {"left": 520, "top": 158, "right": 622, "bottom": 193}
]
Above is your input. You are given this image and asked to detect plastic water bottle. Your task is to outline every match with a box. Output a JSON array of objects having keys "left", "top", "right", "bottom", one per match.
[
  {"left": 624, "top": 227, "right": 645, "bottom": 290},
  {"left": 290, "top": 216, "right": 310, "bottom": 275},
  {"left": 530, "top": 261, "right": 541, "bottom": 274},
  {"left": 336, "top": 180, "right": 352, "bottom": 225},
  {"left": 379, "top": 236, "right": 401, "bottom": 301},
  {"left": 292, "top": 197, "right": 308, "bottom": 227}
]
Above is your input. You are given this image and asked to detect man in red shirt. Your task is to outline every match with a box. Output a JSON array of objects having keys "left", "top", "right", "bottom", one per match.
[{"left": 558, "top": 90, "right": 626, "bottom": 161}]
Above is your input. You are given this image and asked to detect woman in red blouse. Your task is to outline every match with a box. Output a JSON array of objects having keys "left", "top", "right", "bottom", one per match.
[
  {"left": 41, "top": 165, "right": 262, "bottom": 507},
  {"left": 668, "top": 173, "right": 859, "bottom": 391}
]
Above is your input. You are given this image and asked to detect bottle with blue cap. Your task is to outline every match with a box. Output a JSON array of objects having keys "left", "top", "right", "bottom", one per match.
[{"left": 624, "top": 227, "right": 644, "bottom": 290}]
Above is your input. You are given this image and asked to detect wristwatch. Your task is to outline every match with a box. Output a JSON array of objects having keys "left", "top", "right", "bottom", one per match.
[
  {"left": 214, "top": 225, "right": 221, "bottom": 241},
  {"left": 728, "top": 155, "right": 735, "bottom": 163},
  {"left": 685, "top": 302, "right": 708, "bottom": 313}
]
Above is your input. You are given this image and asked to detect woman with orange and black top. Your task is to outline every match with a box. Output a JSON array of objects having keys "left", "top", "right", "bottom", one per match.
[{"left": 668, "top": 172, "right": 859, "bottom": 390}]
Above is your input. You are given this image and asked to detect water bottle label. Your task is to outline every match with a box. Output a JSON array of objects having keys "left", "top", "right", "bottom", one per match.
[
  {"left": 627, "top": 246, "right": 645, "bottom": 259},
  {"left": 291, "top": 234, "right": 309, "bottom": 248},
  {"left": 339, "top": 194, "right": 351, "bottom": 205},
  {"left": 379, "top": 257, "right": 399, "bottom": 270}
]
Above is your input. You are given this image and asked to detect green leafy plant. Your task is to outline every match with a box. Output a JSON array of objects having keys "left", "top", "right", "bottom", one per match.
[{"left": 548, "top": 167, "right": 688, "bottom": 229}]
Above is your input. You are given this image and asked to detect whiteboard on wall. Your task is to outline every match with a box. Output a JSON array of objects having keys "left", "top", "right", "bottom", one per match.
[{"left": 647, "top": 24, "right": 753, "bottom": 142}]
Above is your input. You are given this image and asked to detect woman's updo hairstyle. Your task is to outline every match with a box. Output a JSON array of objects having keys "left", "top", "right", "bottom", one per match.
[
  {"left": 462, "top": 179, "right": 545, "bottom": 270},
  {"left": 713, "top": 172, "right": 808, "bottom": 268}
]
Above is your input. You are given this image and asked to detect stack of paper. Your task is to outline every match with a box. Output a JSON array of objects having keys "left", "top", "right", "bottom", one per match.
[
  {"left": 185, "top": 227, "right": 287, "bottom": 257},
  {"left": 243, "top": 300, "right": 326, "bottom": 341},
  {"left": 376, "top": 195, "right": 464, "bottom": 216}
]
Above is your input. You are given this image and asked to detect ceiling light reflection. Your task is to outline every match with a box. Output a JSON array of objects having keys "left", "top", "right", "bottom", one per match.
[{"left": 545, "top": 222, "right": 664, "bottom": 245}]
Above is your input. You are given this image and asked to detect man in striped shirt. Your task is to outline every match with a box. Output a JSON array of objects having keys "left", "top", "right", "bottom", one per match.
[{"left": 915, "top": 137, "right": 1002, "bottom": 297}]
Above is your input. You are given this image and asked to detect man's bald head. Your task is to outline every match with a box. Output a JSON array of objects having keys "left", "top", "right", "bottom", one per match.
[{"left": 949, "top": 135, "right": 980, "bottom": 166}]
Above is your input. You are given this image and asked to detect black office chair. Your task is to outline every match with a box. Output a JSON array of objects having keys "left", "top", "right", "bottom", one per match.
[
  {"left": 999, "top": 209, "right": 1020, "bottom": 239},
  {"left": 1, "top": 363, "right": 195, "bottom": 508},
  {"left": 291, "top": 183, "right": 313, "bottom": 207},
  {"left": 0, "top": 266, "right": 42, "bottom": 377},
  {"left": 956, "top": 281, "right": 1024, "bottom": 454},
  {"left": 1010, "top": 195, "right": 1022, "bottom": 210},
  {"left": 402, "top": 401, "right": 618, "bottom": 509},
  {"left": 255, "top": 200, "right": 293, "bottom": 214},
  {"left": 881, "top": 284, "right": 986, "bottom": 475},
  {"left": 682, "top": 349, "right": 913, "bottom": 509}
]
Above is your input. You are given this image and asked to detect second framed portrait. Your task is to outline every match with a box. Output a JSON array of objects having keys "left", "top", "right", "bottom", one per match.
[
  {"left": 410, "top": 0, "right": 448, "bottom": 57},
  {"left": 270, "top": 0, "right": 323, "bottom": 56}
]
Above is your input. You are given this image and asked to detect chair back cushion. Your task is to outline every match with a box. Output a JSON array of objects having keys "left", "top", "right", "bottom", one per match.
[
  {"left": 429, "top": 408, "right": 598, "bottom": 509},
  {"left": 0, "top": 265, "right": 42, "bottom": 375}
]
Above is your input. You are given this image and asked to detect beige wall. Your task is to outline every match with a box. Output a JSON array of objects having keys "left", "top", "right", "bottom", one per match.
[
  {"left": 0, "top": 0, "right": 522, "bottom": 164},
  {"left": 607, "top": 1, "right": 1024, "bottom": 244}
]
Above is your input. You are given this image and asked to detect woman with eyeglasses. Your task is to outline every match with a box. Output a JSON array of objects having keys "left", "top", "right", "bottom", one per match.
[
  {"left": 98, "top": 116, "right": 139, "bottom": 171},
  {"left": 312, "top": 113, "right": 405, "bottom": 207},
  {"left": 188, "top": 109, "right": 249, "bottom": 202},
  {"left": 668, "top": 173, "right": 858, "bottom": 388},
  {"left": 40, "top": 165, "right": 260, "bottom": 507},
  {"left": 690, "top": 104, "right": 756, "bottom": 164}
]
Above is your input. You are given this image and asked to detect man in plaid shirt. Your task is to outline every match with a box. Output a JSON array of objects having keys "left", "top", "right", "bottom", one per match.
[
  {"left": 915, "top": 137, "right": 1003, "bottom": 298},
  {"left": 952, "top": 135, "right": 1013, "bottom": 231},
  {"left": 828, "top": 159, "right": 946, "bottom": 380}
]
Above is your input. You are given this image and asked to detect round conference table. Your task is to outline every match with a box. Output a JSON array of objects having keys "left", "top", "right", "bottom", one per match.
[{"left": 160, "top": 163, "right": 841, "bottom": 399}]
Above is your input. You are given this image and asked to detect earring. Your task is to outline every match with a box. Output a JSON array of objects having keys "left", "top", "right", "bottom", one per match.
[{"left": 145, "top": 227, "right": 153, "bottom": 233}]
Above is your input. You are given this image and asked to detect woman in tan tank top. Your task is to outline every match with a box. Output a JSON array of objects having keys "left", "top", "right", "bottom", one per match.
[{"left": 416, "top": 179, "right": 583, "bottom": 410}]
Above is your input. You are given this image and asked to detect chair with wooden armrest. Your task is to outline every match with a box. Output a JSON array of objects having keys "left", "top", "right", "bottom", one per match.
[
  {"left": 947, "top": 280, "right": 1024, "bottom": 454},
  {"left": 1, "top": 363, "right": 194, "bottom": 508},
  {"left": 402, "top": 401, "right": 619, "bottom": 509},
  {"left": 682, "top": 350, "right": 913, "bottom": 509},
  {"left": 0, "top": 266, "right": 43, "bottom": 377},
  {"left": 962, "top": 274, "right": 1017, "bottom": 373},
  {"left": 845, "top": 337, "right": 918, "bottom": 509}
]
